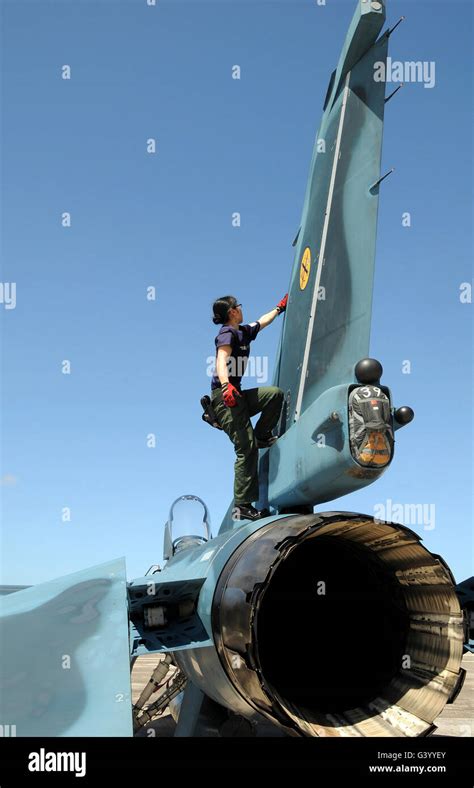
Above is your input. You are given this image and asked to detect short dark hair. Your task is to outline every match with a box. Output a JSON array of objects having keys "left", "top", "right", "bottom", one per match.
[{"left": 212, "top": 295, "right": 239, "bottom": 325}]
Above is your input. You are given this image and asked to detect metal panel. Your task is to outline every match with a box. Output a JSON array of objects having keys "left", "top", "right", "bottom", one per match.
[{"left": 0, "top": 558, "right": 132, "bottom": 736}]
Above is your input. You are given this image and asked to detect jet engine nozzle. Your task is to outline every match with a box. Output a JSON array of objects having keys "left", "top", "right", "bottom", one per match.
[{"left": 211, "top": 513, "right": 464, "bottom": 737}]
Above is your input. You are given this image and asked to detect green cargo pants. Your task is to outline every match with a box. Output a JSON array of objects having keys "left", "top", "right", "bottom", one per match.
[{"left": 211, "top": 386, "right": 284, "bottom": 505}]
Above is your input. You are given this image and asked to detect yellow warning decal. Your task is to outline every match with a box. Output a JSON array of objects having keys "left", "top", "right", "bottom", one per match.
[{"left": 299, "top": 247, "right": 311, "bottom": 290}]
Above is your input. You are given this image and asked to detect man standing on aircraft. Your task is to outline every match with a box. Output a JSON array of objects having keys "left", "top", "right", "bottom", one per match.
[{"left": 210, "top": 294, "right": 287, "bottom": 521}]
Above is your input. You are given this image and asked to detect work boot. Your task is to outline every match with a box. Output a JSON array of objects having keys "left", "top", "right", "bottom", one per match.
[{"left": 233, "top": 503, "right": 263, "bottom": 521}]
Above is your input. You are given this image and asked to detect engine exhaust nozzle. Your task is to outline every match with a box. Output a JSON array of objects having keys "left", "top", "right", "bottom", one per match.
[{"left": 212, "top": 513, "right": 464, "bottom": 737}]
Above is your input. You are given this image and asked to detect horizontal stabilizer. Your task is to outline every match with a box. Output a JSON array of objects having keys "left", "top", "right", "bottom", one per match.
[{"left": 0, "top": 558, "right": 132, "bottom": 736}]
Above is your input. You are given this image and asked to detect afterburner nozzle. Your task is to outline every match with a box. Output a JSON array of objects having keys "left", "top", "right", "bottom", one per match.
[{"left": 212, "top": 513, "right": 464, "bottom": 737}]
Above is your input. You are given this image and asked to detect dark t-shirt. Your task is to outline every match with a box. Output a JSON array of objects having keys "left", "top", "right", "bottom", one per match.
[{"left": 211, "top": 322, "right": 261, "bottom": 391}]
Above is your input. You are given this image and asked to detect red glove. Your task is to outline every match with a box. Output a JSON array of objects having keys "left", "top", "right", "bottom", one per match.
[
  {"left": 276, "top": 294, "right": 288, "bottom": 313},
  {"left": 222, "top": 382, "right": 241, "bottom": 407}
]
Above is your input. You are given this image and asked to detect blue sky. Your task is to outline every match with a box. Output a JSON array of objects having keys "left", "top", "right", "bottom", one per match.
[{"left": 1, "top": 0, "right": 472, "bottom": 586}]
